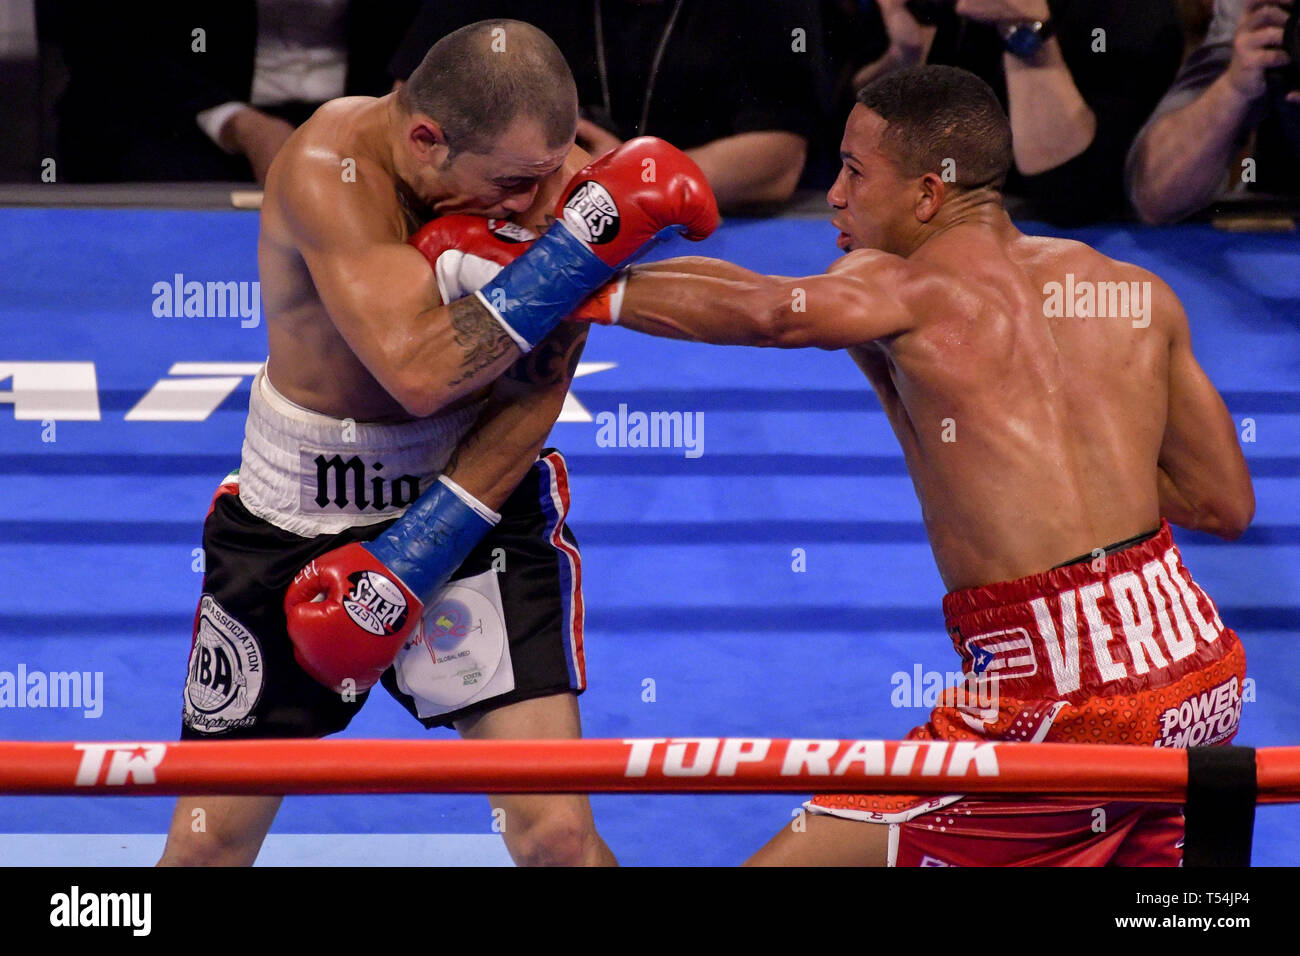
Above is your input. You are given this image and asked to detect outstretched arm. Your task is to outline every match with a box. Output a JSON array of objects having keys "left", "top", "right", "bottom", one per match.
[{"left": 612, "top": 251, "right": 916, "bottom": 349}]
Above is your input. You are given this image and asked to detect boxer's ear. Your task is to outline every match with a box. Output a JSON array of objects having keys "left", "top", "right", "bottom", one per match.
[
  {"left": 914, "top": 172, "right": 946, "bottom": 224},
  {"left": 408, "top": 118, "right": 450, "bottom": 166}
]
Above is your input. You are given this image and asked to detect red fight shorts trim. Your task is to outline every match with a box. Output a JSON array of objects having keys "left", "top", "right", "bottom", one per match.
[{"left": 808, "top": 520, "right": 1247, "bottom": 856}]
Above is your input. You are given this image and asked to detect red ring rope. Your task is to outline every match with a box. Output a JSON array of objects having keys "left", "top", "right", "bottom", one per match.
[{"left": 2, "top": 738, "right": 1298, "bottom": 800}]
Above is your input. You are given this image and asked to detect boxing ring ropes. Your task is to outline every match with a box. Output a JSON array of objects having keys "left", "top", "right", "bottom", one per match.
[{"left": 3, "top": 737, "right": 1299, "bottom": 864}]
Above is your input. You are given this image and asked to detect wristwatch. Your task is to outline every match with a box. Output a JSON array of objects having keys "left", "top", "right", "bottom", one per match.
[{"left": 1001, "top": 19, "right": 1054, "bottom": 60}]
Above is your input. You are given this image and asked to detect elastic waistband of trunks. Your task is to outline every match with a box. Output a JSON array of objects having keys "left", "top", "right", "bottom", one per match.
[
  {"left": 942, "top": 520, "right": 1173, "bottom": 622},
  {"left": 237, "top": 365, "right": 483, "bottom": 537},
  {"left": 1051, "top": 526, "right": 1161, "bottom": 570},
  {"left": 250, "top": 366, "right": 481, "bottom": 449}
]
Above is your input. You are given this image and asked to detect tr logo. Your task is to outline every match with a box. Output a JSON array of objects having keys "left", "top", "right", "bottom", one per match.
[{"left": 73, "top": 743, "right": 167, "bottom": 786}]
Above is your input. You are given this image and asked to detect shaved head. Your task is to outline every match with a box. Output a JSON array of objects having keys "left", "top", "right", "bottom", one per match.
[{"left": 400, "top": 19, "right": 578, "bottom": 158}]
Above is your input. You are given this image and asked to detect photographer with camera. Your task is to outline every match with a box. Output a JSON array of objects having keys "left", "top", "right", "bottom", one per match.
[
  {"left": 1127, "top": 0, "right": 1299, "bottom": 224},
  {"left": 853, "top": 0, "right": 1183, "bottom": 224}
]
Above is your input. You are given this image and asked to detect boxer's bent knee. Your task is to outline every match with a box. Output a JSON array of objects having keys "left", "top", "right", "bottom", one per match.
[
  {"left": 500, "top": 799, "right": 599, "bottom": 867},
  {"left": 157, "top": 796, "right": 280, "bottom": 867},
  {"left": 158, "top": 829, "right": 264, "bottom": 867}
]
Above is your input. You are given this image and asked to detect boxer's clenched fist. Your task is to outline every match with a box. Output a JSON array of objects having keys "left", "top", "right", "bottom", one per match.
[
  {"left": 558, "top": 136, "right": 720, "bottom": 267},
  {"left": 284, "top": 476, "right": 500, "bottom": 693},
  {"left": 476, "top": 137, "right": 718, "bottom": 349},
  {"left": 283, "top": 544, "right": 422, "bottom": 693},
  {"left": 410, "top": 215, "right": 626, "bottom": 323},
  {"left": 410, "top": 216, "right": 538, "bottom": 303}
]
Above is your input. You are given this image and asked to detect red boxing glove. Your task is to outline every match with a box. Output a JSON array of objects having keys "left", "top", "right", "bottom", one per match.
[
  {"left": 412, "top": 215, "right": 624, "bottom": 323},
  {"left": 283, "top": 543, "right": 423, "bottom": 692},
  {"left": 558, "top": 136, "right": 719, "bottom": 269},
  {"left": 410, "top": 216, "right": 537, "bottom": 303}
]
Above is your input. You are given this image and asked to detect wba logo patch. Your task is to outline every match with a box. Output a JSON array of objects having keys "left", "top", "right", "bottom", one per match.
[{"left": 183, "top": 595, "right": 264, "bottom": 734}]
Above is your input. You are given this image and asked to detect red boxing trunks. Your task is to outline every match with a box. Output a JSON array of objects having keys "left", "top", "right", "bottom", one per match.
[{"left": 807, "top": 520, "right": 1247, "bottom": 866}]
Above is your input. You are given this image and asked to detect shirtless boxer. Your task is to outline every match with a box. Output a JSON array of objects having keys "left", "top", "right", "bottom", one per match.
[
  {"left": 579, "top": 65, "right": 1254, "bottom": 866},
  {"left": 157, "top": 19, "right": 716, "bottom": 867}
]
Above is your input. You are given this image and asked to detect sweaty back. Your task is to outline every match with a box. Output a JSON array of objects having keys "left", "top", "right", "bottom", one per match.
[{"left": 864, "top": 225, "right": 1171, "bottom": 590}]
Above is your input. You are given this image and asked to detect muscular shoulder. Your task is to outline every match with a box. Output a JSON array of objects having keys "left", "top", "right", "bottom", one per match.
[
  {"left": 1014, "top": 235, "right": 1184, "bottom": 338},
  {"left": 1077, "top": 246, "right": 1183, "bottom": 338},
  {"left": 828, "top": 248, "right": 901, "bottom": 277},
  {"left": 265, "top": 98, "right": 400, "bottom": 249},
  {"left": 828, "top": 248, "right": 958, "bottom": 332}
]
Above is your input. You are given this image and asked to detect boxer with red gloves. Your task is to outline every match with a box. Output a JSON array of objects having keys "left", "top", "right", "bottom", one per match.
[
  {"left": 161, "top": 20, "right": 718, "bottom": 870},
  {"left": 282, "top": 137, "right": 717, "bottom": 695}
]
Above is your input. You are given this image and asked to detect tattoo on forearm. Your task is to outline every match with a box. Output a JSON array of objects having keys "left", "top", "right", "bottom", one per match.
[
  {"left": 446, "top": 296, "right": 517, "bottom": 389},
  {"left": 443, "top": 322, "right": 585, "bottom": 490},
  {"left": 502, "top": 323, "right": 587, "bottom": 387}
]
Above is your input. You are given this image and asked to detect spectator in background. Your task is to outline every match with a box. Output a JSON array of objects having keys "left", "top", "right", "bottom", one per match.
[
  {"left": 798, "top": 0, "right": 892, "bottom": 190},
  {"left": 390, "top": 1, "right": 822, "bottom": 211},
  {"left": 1178, "top": 0, "right": 1218, "bottom": 56},
  {"left": 852, "top": 0, "right": 1184, "bottom": 224},
  {"left": 1127, "top": 0, "right": 1299, "bottom": 224},
  {"left": 45, "top": 0, "right": 419, "bottom": 183}
]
